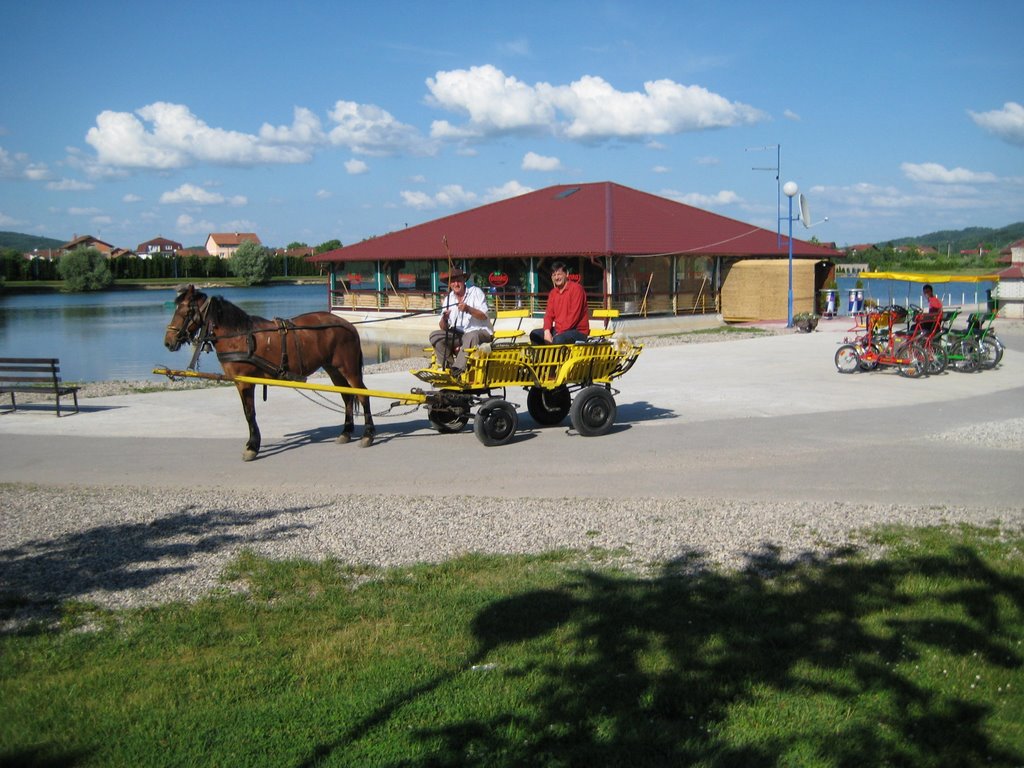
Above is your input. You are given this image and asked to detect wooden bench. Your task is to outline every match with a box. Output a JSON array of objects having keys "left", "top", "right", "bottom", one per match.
[{"left": 0, "top": 357, "right": 80, "bottom": 416}]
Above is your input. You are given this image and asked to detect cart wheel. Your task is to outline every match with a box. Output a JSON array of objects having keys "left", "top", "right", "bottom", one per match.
[
  {"left": 858, "top": 343, "right": 880, "bottom": 371},
  {"left": 570, "top": 385, "right": 617, "bottom": 437},
  {"left": 896, "top": 342, "right": 928, "bottom": 378},
  {"left": 428, "top": 408, "right": 470, "bottom": 433},
  {"left": 527, "top": 385, "right": 571, "bottom": 426},
  {"left": 977, "top": 338, "right": 1002, "bottom": 370},
  {"left": 926, "top": 345, "right": 947, "bottom": 375},
  {"left": 474, "top": 398, "right": 518, "bottom": 446},
  {"left": 834, "top": 344, "right": 860, "bottom": 374},
  {"left": 951, "top": 339, "right": 979, "bottom": 372}
]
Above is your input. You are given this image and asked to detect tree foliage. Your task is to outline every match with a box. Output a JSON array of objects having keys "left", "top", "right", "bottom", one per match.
[
  {"left": 315, "top": 239, "right": 342, "bottom": 254},
  {"left": 229, "top": 240, "right": 273, "bottom": 286},
  {"left": 57, "top": 246, "right": 113, "bottom": 292}
]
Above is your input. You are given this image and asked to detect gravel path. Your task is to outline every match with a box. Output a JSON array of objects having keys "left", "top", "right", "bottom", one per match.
[
  {"left": 3, "top": 484, "right": 1020, "bottom": 630},
  {"left": 3, "top": 324, "right": 1021, "bottom": 628}
]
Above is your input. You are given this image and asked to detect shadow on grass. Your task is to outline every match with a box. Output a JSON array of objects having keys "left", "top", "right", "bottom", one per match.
[
  {"left": 307, "top": 543, "right": 1024, "bottom": 767},
  {"left": 0, "top": 504, "right": 313, "bottom": 632}
]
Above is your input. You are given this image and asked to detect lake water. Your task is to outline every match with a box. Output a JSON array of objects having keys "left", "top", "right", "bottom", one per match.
[
  {"left": 0, "top": 284, "right": 423, "bottom": 382},
  {"left": 834, "top": 276, "right": 996, "bottom": 311}
]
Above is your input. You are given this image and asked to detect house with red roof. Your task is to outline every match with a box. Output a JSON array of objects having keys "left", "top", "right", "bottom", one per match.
[
  {"left": 310, "top": 181, "right": 841, "bottom": 323},
  {"left": 137, "top": 236, "right": 183, "bottom": 257},
  {"left": 995, "top": 239, "right": 1024, "bottom": 318},
  {"left": 205, "top": 232, "right": 261, "bottom": 259}
]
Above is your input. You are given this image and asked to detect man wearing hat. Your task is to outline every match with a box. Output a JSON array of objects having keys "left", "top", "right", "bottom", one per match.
[{"left": 429, "top": 268, "right": 493, "bottom": 375}]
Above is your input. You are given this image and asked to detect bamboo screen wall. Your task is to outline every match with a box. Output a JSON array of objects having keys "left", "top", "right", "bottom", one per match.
[{"left": 720, "top": 259, "right": 816, "bottom": 322}]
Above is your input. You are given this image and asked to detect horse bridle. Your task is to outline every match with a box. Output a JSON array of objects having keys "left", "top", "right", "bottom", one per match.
[{"left": 167, "top": 293, "right": 214, "bottom": 366}]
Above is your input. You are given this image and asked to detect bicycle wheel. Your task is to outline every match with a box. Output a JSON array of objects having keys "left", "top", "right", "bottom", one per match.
[
  {"left": 925, "top": 344, "right": 947, "bottom": 375},
  {"left": 858, "top": 342, "right": 880, "bottom": 370},
  {"left": 977, "top": 337, "right": 1003, "bottom": 370},
  {"left": 834, "top": 344, "right": 860, "bottom": 374},
  {"left": 951, "top": 339, "right": 979, "bottom": 373},
  {"left": 896, "top": 342, "right": 928, "bottom": 378}
]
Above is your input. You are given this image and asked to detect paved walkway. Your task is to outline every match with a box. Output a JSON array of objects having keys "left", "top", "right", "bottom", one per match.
[{"left": 2, "top": 319, "right": 1022, "bottom": 507}]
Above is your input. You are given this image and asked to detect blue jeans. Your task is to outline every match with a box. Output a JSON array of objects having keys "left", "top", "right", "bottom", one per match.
[{"left": 529, "top": 328, "right": 589, "bottom": 345}]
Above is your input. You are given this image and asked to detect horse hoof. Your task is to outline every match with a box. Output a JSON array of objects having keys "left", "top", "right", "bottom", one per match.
[
  {"left": 336, "top": 433, "right": 352, "bottom": 444},
  {"left": 243, "top": 449, "right": 258, "bottom": 462},
  {"left": 359, "top": 435, "right": 374, "bottom": 448}
]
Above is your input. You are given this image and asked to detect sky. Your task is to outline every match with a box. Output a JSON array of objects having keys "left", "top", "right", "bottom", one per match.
[{"left": 1, "top": 0, "right": 1022, "bottom": 252}]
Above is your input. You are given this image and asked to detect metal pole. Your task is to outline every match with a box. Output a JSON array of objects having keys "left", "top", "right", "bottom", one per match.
[{"left": 787, "top": 193, "right": 794, "bottom": 327}]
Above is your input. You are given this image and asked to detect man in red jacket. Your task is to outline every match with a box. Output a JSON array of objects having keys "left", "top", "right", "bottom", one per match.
[{"left": 530, "top": 261, "right": 590, "bottom": 344}]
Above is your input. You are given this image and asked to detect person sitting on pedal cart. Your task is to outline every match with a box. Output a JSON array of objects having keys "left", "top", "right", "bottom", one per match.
[
  {"left": 529, "top": 261, "right": 590, "bottom": 345},
  {"left": 920, "top": 284, "right": 943, "bottom": 336},
  {"left": 429, "top": 269, "right": 492, "bottom": 375}
]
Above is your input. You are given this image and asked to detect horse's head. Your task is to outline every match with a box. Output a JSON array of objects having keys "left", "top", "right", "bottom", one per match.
[{"left": 164, "top": 285, "right": 210, "bottom": 351}]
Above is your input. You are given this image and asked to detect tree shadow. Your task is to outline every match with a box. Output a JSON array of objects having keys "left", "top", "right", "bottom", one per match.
[
  {"left": 0, "top": 503, "right": 317, "bottom": 633},
  {"left": 307, "top": 542, "right": 1024, "bottom": 766}
]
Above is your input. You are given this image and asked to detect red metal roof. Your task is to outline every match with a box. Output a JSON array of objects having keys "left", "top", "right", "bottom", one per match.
[{"left": 311, "top": 182, "right": 841, "bottom": 263}]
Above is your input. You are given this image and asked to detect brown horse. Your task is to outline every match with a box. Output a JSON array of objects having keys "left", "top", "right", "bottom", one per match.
[{"left": 164, "top": 285, "right": 374, "bottom": 460}]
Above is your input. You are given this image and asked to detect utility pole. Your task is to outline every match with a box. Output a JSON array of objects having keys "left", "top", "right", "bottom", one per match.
[{"left": 747, "top": 144, "right": 781, "bottom": 248}]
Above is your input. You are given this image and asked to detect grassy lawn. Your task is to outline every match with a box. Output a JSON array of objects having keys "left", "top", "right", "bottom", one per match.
[{"left": 2, "top": 525, "right": 1022, "bottom": 767}]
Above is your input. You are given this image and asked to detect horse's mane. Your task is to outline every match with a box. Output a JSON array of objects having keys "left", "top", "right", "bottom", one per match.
[{"left": 208, "top": 295, "right": 267, "bottom": 330}]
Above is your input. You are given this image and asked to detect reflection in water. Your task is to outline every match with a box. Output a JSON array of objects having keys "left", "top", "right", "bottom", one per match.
[{"left": 0, "top": 285, "right": 421, "bottom": 381}]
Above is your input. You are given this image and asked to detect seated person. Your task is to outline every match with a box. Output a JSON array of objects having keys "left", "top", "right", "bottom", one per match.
[
  {"left": 428, "top": 269, "right": 492, "bottom": 374},
  {"left": 529, "top": 261, "right": 590, "bottom": 345},
  {"left": 919, "top": 284, "right": 943, "bottom": 337}
]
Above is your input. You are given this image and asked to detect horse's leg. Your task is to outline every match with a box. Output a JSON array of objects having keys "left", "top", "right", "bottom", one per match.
[
  {"left": 237, "top": 382, "right": 261, "bottom": 461},
  {"left": 358, "top": 392, "right": 375, "bottom": 447},
  {"left": 325, "top": 367, "right": 355, "bottom": 444}
]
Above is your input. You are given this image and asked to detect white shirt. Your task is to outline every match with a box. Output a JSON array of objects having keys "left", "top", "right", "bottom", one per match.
[{"left": 442, "top": 284, "right": 491, "bottom": 333}]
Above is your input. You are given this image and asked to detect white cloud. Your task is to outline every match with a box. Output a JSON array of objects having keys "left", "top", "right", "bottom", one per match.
[
  {"left": 783, "top": 109, "right": 801, "bottom": 121},
  {"left": 316, "top": 189, "right": 332, "bottom": 199},
  {"left": 484, "top": 180, "right": 533, "bottom": 202},
  {"left": 652, "top": 165, "right": 670, "bottom": 173},
  {"left": 900, "top": 162, "right": 998, "bottom": 184},
  {"left": 46, "top": 178, "right": 94, "bottom": 191},
  {"left": 498, "top": 38, "right": 531, "bottom": 57},
  {"left": 969, "top": 101, "right": 1024, "bottom": 147},
  {"left": 0, "top": 146, "right": 48, "bottom": 180},
  {"left": 327, "top": 100, "right": 434, "bottom": 156},
  {"left": 696, "top": 156, "right": 720, "bottom": 166},
  {"left": 664, "top": 189, "right": 741, "bottom": 207},
  {"left": 69, "top": 207, "right": 102, "bottom": 216},
  {"left": 259, "top": 106, "right": 326, "bottom": 145},
  {"left": 123, "top": 193, "right": 143, "bottom": 203},
  {"left": 85, "top": 102, "right": 313, "bottom": 169},
  {"left": 521, "top": 151, "right": 562, "bottom": 171},
  {"left": 160, "top": 183, "right": 247, "bottom": 206},
  {"left": 176, "top": 213, "right": 216, "bottom": 235},
  {"left": 0, "top": 211, "right": 23, "bottom": 226},
  {"left": 400, "top": 184, "right": 478, "bottom": 210},
  {"left": 426, "top": 65, "right": 767, "bottom": 142},
  {"left": 345, "top": 158, "right": 369, "bottom": 174}
]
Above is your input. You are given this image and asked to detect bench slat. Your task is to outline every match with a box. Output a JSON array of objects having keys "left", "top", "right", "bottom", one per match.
[{"left": 0, "top": 356, "right": 78, "bottom": 417}]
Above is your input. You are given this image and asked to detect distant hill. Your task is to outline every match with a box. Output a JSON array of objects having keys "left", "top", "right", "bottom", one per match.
[
  {"left": 0, "top": 231, "right": 66, "bottom": 253},
  {"left": 886, "top": 222, "right": 1024, "bottom": 253}
]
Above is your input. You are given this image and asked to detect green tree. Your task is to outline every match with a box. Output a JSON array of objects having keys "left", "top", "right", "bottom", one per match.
[
  {"left": 229, "top": 240, "right": 272, "bottom": 286},
  {"left": 286, "top": 241, "right": 308, "bottom": 250},
  {"left": 315, "top": 239, "right": 342, "bottom": 254},
  {"left": 57, "top": 246, "right": 113, "bottom": 292}
]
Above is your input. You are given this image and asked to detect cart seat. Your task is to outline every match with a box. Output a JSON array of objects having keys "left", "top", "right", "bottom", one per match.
[{"left": 589, "top": 308, "right": 619, "bottom": 339}]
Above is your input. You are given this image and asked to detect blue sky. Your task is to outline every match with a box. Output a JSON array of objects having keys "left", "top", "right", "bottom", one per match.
[{"left": 2, "top": 0, "right": 1022, "bottom": 251}]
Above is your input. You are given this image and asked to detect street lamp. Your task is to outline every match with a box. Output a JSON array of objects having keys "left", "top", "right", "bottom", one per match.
[{"left": 783, "top": 181, "right": 799, "bottom": 327}]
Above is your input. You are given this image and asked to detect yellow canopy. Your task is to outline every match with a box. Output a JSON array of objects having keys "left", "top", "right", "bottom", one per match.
[{"left": 858, "top": 271, "right": 999, "bottom": 283}]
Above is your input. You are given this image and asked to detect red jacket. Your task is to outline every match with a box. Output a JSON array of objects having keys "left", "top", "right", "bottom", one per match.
[{"left": 544, "top": 280, "right": 590, "bottom": 335}]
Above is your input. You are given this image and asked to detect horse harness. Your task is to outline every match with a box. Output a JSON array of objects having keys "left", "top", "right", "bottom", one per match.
[{"left": 174, "top": 294, "right": 308, "bottom": 381}]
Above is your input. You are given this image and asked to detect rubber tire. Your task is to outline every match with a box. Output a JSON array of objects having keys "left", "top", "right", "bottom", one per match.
[
  {"left": 951, "top": 339, "right": 979, "bottom": 373},
  {"left": 835, "top": 345, "right": 860, "bottom": 374},
  {"left": 526, "top": 386, "right": 571, "bottom": 426},
  {"left": 896, "top": 342, "right": 928, "bottom": 379},
  {"left": 428, "top": 408, "right": 469, "bottom": 433},
  {"left": 473, "top": 398, "right": 518, "bottom": 446},
  {"left": 858, "top": 343, "right": 880, "bottom": 371},
  {"left": 925, "top": 345, "right": 947, "bottom": 375},
  {"left": 977, "top": 338, "right": 1003, "bottom": 370},
  {"left": 569, "top": 385, "right": 617, "bottom": 437}
]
